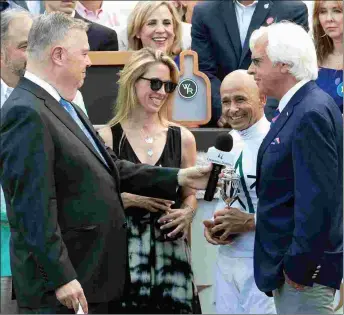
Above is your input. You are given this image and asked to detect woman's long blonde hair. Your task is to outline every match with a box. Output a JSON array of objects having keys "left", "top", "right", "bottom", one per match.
[
  {"left": 127, "top": 1, "right": 182, "bottom": 56},
  {"left": 108, "top": 47, "right": 180, "bottom": 127},
  {"left": 313, "top": 0, "right": 343, "bottom": 65}
]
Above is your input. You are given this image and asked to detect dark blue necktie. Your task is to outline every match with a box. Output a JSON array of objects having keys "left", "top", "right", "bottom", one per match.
[{"left": 59, "top": 98, "right": 108, "bottom": 167}]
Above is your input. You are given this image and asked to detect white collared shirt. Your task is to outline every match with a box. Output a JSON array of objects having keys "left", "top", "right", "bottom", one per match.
[
  {"left": 24, "top": 71, "right": 88, "bottom": 116},
  {"left": 25, "top": 0, "right": 43, "bottom": 15},
  {"left": 75, "top": 1, "right": 120, "bottom": 29},
  {"left": 1, "top": 78, "right": 14, "bottom": 108},
  {"left": 234, "top": 0, "right": 258, "bottom": 47},
  {"left": 278, "top": 79, "right": 310, "bottom": 113}
]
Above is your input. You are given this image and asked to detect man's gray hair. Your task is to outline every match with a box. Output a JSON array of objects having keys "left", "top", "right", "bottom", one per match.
[
  {"left": 1, "top": 8, "right": 32, "bottom": 51},
  {"left": 250, "top": 21, "right": 318, "bottom": 81},
  {"left": 27, "top": 12, "right": 89, "bottom": 60}
]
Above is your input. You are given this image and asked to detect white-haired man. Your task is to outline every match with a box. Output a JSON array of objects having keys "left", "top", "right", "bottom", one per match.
[
  {"left": 203, "top": 70, "right": 276, "bottom": 314},
  {"left": 248, "top": 22, "right": 343, "bottom": 314},
  {"left": 0, "top": 12, "right": 212, "bottom": 314}
]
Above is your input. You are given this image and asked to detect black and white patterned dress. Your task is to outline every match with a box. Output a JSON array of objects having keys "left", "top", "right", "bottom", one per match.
[{"left": 111, "top": 124, "right": 200, "bottom": 314}]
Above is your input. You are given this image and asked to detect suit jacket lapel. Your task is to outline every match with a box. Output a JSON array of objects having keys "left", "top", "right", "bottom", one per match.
[
  {"left": 239, "top": 0, "right": 273, "bottom": 67},
  {"left": 73, "top": 104, "right": 115, "bottom": 171},
  {"left": 18, "top": 78, "right": 112, "bottom": 172},
  {"left": 46, "top": 99, "right": 113, "bottom": 171},
  {"left": 256, "top": 82, "right": 314, "bottom": 192},
  {"left": 220, "top": 0, "right": 242, "bottom": 64}
]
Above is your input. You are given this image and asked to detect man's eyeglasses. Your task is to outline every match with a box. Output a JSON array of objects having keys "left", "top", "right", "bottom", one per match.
[{"left": 139, "top": 77, "right": 178, "bottom": 93}]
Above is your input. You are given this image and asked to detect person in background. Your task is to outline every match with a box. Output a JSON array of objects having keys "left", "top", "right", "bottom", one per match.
[
  {"left": 313, "top": 0, "right": 343, "bottom": 112},
  {"left": 171, "top": 0, "right": 199, "bottom": 49},
  {"left": 118, "top": 1, "right": 190, "bottom": 63},
  {"left": 75, "top": 1, "right": 122, "bottom": 30},
  {"left": 0, "top": 8, "right": 33, "bottom": 314},
  {"left": 191, "top": 0, "right": 309, "bottom": 126},
  {"left": 99, "top": 47, "right": 200, "bottom": 313},
  {"left": 44, "top": 0, "right": 119, "bottom": 51},
  {"left": 172, "top": 0, "right": 199, "bottom": 24},
  {"left": 203, "top": 70, "right": 275, "bottom": 314},
  {"left": 249, "top": 21, "right": 343, "bottom": 314}
]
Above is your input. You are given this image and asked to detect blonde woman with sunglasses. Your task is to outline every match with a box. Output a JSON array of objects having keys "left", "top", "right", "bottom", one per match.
[{"left": 99, "top": 47, "right": 200, "bottom": 313}]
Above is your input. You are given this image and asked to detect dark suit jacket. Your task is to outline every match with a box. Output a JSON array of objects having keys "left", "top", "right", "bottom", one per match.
[
  {"left": 74, "top": 11, "right": 118, "bottom": 51},
  {"left": 254, "top": 81, "right": 343, "bottom": 293},
  {"left": 0, "top": 77, "right": 179, "bottom": 308},
  {"left": 191, "top": 0, "right": 308, "bottom": 125}
]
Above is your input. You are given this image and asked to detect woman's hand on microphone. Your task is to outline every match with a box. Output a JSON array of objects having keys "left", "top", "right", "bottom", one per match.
[{"left": 121, "top": 193, "right": 174, "bottom": 212}]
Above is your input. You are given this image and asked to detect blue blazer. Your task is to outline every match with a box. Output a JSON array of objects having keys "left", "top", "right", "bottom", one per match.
[
  {"left": 191, "top": 0, "right": 308, "bottom": 125},
  {"left": 255, "top": 81, "right": 343, "bottom": 293}
]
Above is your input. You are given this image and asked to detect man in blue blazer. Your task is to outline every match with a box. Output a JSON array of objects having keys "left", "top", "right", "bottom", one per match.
[
  {"left": 191, "top": 0, "right": 308, "bottom": 126},
  {"left": 248, "top": 22, "right": 343, "bottom": 314}
]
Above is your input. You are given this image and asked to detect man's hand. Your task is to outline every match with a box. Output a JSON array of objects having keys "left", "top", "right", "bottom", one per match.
[
  {"left": 283, "top": 270, "right": 305, "bottom": 291},
  {"left": 211, "top": 207, "right": 255, "bottom": 241},
  {"left": 121, "top": 193, "right": 174, "bottom": 212},
  {"left": 55, "top": 279, "right": 88, "bottom": 314},
  {"left": 203, "top": 220, "right": 233, "bottom": 245},
  {"left": 177, "top": 164, "right": 212, "bottom": 190}
]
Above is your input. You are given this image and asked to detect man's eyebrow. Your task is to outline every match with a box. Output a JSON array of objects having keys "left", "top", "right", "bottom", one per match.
[
  {"left": 17, "top": 40, "right": 28, "bottom": 47},
  {"left": 221, "top": 96, "right": 231, "bottom": 102}
]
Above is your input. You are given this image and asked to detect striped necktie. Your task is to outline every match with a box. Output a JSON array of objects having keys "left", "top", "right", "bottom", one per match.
[
  {"left": 59, "top": 98, "right": 108, "bottom": 167},
  {"left": 271, "top": 108, "right": 281, "bottom": 125}
]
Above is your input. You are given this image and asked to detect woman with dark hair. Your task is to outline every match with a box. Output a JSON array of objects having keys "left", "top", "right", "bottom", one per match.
[{"left": 313, "top": 0, "right": 343, "bottom": 112}]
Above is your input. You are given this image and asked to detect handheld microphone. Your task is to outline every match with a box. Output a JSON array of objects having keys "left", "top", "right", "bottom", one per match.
[{"left": 204, "top": 133, "right": 233, "bottom": 201}]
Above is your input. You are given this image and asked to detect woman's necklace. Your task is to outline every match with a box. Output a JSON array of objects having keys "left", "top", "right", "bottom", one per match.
[{"left": 141, "top": 128, "right": 158, "bottom": 158}]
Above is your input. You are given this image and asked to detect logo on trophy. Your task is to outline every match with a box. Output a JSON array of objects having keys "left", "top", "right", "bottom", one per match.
[
  {"left": 212, "top": 166, "right": 241, "bottom": 240},
  {"left": 178, "top": 78, "right": 198, "bottom": 99},
  {"left": 220, "top": 166, "right": 241, "bottom": 206}
]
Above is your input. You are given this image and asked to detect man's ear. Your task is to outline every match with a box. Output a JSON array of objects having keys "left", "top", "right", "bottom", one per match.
[
  {"left": 259, "top": 93, "right": 267, "bottom": 108},
  {"left": 280, "top": 63, "right": 290, "bottom": 74},
  {"left": 0, "top": 49, "right": 5, "bottom": 68},
  {"left": 51, "top": 46, "right": 64, "bottom": 66}
]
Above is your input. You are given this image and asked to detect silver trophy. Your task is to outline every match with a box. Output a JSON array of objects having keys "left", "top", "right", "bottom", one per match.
[{"left": 220, "top": 166, "right": 241, "bottom": 206}]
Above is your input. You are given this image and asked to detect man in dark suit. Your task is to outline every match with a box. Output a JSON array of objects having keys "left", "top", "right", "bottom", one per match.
[
  {"left": 248, "top": 22, "right": 343, "bottom": 314},
  {"left": 44, "top": 0, "right": 118, "bottom": 51},
  {"left": 191, "top": 0, "right": 308, "bottom": 126},
  {"left": 0, "top": 12, "right": 211, "bottom": 314}
]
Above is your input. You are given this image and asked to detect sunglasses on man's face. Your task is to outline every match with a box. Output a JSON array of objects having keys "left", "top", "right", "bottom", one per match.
[{"left": 139, "top": 77, "right": 178, "bottom": 94}]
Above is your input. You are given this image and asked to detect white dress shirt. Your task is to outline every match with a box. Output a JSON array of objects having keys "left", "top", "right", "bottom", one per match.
[
  {"left": 234, "top": 0, "right": 258, "bottom": 47},
  {"left": 25, "top": 0, "right": 43, "bottom": 15},
  {"left": 1, "top": 79, "right": 14, "bottom": 108},
  {"left": 24, "top": 71, "right": 88, "bottom": 116},
  {"left": 278, "top": 79, "right": 310, "bottom": 113}
]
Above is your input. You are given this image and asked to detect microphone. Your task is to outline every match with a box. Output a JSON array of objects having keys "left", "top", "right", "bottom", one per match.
[{"left": 204, "top": 133, "right": 233, "bottom": 201}]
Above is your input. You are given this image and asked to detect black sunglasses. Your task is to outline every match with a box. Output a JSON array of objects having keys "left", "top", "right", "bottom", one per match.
[{"left": 140, "top": 77, "right": 177, "bottom": 93}]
